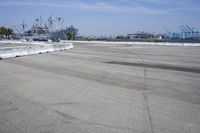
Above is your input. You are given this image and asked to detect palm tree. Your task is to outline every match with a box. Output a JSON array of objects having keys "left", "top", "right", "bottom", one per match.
[
  {"left": 6, "top": 28, "right": 13, "bottom": 38},
  {"left": 0, "top": 27, "right": 13, "bottom": 38},
  {"left": 0, "top": 27, "right": 5, "bottom": 38},
  {"left": 66, "top": 32, "right": 72, "bottom": 40}
]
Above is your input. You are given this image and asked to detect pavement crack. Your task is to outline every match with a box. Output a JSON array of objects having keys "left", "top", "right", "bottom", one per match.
[
  {"left": 143, "top": 93, "right": 154, "bottom": 133},
  {"left": 51, "top": 102, "right": 80, "bottom": 106},
  {"left": 55, "top": 110, "right": 79, "bottom": 121}
]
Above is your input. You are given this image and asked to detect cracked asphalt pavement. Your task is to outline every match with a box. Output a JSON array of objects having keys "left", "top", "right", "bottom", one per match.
[{"left": 0, "top": 43, "right": 200, "bottom": 133}]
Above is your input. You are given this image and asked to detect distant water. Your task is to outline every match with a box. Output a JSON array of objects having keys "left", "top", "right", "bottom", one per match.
[{"left": 99, "top": 39, "right": 200, "bottom": 43}]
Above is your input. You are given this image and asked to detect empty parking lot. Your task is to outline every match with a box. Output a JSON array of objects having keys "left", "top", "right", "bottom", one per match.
[{"left": 0, "top": 43, "right": 200, "bottom": 133}]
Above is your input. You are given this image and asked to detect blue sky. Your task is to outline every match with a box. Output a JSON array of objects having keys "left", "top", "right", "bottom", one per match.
[{"left": 0, "top": 0, "right": 200, "bottom": 36}]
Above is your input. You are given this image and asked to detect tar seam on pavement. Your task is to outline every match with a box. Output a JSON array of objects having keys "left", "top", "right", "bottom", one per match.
[{"left": 104, "top": 61, "right": 200, "bottom": 73}]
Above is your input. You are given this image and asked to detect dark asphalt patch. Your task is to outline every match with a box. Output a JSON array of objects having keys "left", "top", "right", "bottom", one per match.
[{"left": 105, "top": 61, "right": 200, "bottom": 73}]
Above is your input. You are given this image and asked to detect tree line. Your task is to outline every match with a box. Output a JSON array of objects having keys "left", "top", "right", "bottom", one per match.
[{"left": 0, "top": 27, "right": 13, "bottom": 39}]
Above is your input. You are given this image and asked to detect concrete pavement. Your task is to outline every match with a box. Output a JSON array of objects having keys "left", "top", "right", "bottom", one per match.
[{"left": 0, "top": 42, "right": 200, "bottom": 133}]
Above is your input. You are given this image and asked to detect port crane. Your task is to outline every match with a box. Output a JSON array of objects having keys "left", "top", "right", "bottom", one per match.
[{"left": 179, "top": 25, "right": 200, "bottom": 39}]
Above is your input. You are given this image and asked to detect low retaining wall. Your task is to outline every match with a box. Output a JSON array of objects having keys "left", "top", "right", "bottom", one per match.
[
  {"left": 67, "top": 40, "right": 200, "bottom": 46},
  {"left": 0, "top": 41, "right": 73, "bottom": 59}
]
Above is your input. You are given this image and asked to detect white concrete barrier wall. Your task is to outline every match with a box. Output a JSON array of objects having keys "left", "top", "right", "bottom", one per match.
[
  {"left": 0, "top": 41, "right": 73, "bottom": 59},
  {"left": 66, "top": 40, "right": 200, "bottom": 46}
]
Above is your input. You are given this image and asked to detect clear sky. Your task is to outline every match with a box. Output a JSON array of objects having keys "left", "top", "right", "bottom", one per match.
[{"left": 0, "top": 0, "right": 200, "bottom": 36}]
